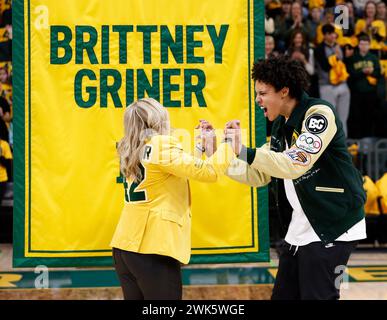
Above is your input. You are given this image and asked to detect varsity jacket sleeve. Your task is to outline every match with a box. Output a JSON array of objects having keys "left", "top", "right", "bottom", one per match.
[
  {"left": 145, "top": 135, "right": 236, "bottom": 182},
  {"left": 225, "top": 143, "right": 272, "bottom": 187},
  {"left": 248, "top": 105, "right": 337, "bottom": 180}
]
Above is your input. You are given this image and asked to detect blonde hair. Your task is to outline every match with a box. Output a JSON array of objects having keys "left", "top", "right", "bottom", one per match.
[{"left": 118, "top": 98, "right": 170, "bottom": 182}]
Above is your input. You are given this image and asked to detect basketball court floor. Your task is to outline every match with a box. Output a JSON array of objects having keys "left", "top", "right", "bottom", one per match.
[{"left": 1, "top": 244, "right": 386, "bottom": 300}]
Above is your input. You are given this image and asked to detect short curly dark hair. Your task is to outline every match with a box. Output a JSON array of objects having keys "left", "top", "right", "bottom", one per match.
[{"left": 251, "top": 55, "right": 310, "bottom": 100}]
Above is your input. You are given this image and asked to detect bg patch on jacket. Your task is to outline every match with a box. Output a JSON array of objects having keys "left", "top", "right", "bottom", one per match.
[
  {"left": 284, "top": 148, "right": 311, "bottom": 166},
  {"left": 295, "top": 132, "right": 322, "bottom": 154},
  {"left": 305, "top": 114, "right": 328, "bottom": 134}
]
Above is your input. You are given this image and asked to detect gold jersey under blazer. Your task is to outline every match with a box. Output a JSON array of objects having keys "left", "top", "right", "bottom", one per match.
[{"left": 110, "top": 135, "right": 235, "bottom": 264}]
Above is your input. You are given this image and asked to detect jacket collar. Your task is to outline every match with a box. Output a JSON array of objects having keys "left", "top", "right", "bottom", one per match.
[
  {"left": 284, "top": 91, "right": 309, "bottom": 129},
  {"left": 277, "top": 91, "right": 309, "bottom": 147}
]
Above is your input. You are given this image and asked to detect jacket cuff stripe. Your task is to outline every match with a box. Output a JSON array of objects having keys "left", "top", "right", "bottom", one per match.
[{"left": 238, "top": 145, "right": 256, "bottom": 165}]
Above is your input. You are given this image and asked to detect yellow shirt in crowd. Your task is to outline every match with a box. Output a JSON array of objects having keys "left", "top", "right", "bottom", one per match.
[
  {"left": 316, "top": 23, "right": 344, "bottom": 46},
  {"left": 0, "top": 139, "right": 12, "bottom": 182},
  {"left": 0, "top": 0, "right": 11, "bottom": 14},
  {"left": 355, "top": 19, "right": 386, "bottom": 51},
  {"left": 309, "top": 0, "right": 325, "bottom": 10}
]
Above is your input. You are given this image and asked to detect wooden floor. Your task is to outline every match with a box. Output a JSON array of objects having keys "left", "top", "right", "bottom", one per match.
[{"left": 1, "top": 244, "right": 387, "bottom": 300}]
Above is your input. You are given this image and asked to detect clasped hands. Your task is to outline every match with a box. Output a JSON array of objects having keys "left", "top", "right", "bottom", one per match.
[{"left": 195, "top": 119, "right": 242, "bottom": 157}]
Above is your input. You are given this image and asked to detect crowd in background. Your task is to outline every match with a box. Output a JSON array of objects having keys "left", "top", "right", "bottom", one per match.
[
  {"left": 265, "top": 0, "right": 387, "bottom": 221},
  {"left": 264, "top": 0, "right": 387, "bottom": 139},
  {"left": 1, "top": 1, "right": 387, "bottom": 209},
  {"left": 0, "top": 0, "right": 12, "bottom": 204}
]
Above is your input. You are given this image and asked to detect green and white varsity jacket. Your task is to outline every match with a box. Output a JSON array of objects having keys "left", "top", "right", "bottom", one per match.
[{"left": 227, "top": 92, "right": 365, "bottom": 244}]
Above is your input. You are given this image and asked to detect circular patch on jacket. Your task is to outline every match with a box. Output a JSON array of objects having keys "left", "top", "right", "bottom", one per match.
[
  {"left": 305, "top": 114, "right": 328, "bottom": 134},
  {"left": 295, "top": 132, "right": 322, "bottom": 154}
]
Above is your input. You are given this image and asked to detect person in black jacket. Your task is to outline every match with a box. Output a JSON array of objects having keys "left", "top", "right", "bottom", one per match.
[
  {"left": 346, "top": 33, "right": 382, "bottom": 138},
  {"left": 315, "top": 24, "right": 351, "bottom": 137},
  {"left": 0, "top": 96, "right": 9, "bottom": 142},
  {"left": 199, "top": 56, "right": 366, "bottom": 300}
]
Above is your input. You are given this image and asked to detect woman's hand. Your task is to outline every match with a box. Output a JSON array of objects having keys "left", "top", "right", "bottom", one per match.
[
  {"left": 195, "top": 120, "right": 217, "bottom": 157},
  {"left": 224, "top": 120, "right": 242, "bottom": 155}
]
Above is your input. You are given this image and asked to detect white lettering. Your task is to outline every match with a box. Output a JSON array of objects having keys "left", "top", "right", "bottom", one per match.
[
  {"left": 309, "top": 119, "right": 324, "bottom": 130},
  {"left": 335, "top": 5, "right": 349, "bottom": 30},
  {"left": 34, "top": 5, "right": 49, "bottom": 30},
  {"left": 34, "top": 265, "right": 49, "bottom": 289},
  {"left": 335, "top": 265, "right": 349, "bottom": 290},
  {"left": 142, "top": 304, "right": 176, "bottom": 317}
]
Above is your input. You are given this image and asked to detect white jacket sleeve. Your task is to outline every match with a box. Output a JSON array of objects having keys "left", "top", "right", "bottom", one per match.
[
  {"left": 145, "top": 135, "right": 236, "bottom": 182},
  {"left": 249, "top": 105, "right": 337, "bottom": 180},
  {"left": 226, "top": 143, "right": 271, "bottom": 187}
]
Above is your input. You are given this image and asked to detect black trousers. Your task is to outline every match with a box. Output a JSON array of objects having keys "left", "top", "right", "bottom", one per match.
[
  {"left": 112, "top": 248, "right": 182, "bottom": 300},
  {"left": 271, "top": 240, "right": 357, "bottom": 300}
]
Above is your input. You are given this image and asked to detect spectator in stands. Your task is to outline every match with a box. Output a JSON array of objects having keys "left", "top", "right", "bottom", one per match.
[
  {"left": 274, "top": 0, "right": 293, "bottom": 52},
  {"left": 4, "top": 22, "right": 10, "bottom": 40},
  {"left": 0, "top": 62, "right": 12, "bottom": 109},
  {"left": 286, "top": 30, "right": 315, "bottom": 76},
  {"left": 293, "top": 0, "right": 310, "bottom": 19},
  {"left": 347, "top": 34, "right": 381, "bottom": 138},
  {"left": 347, "top": 33, "right": 382, "bottom": 138},
  {"left": 343, "top": 38, "right": 357, "bottom": 60},
  {"left": 266, "top": 0, "right": 283, "bottom": 19},
  {"left": 315, "top": 9, "right": 345, "bottom": 46},
  {"left": 325, "top": 0, "right": 339, "bottom": 9},
  {"left": 376, "top": 173, "right": 387, "bottom": 213},
  {"left": 0, "top": 0, "right": 11, "bottom": 62},
  {"left": 307, "top": 6, "right": 324, "bottom": 45},
  {"left": 265, "top": 35, "right": 279, "bottom": 59},
  {"left": 363, "top": 175, "right": 382, "bottom": 215},
  {"left": 283, "top": 1, "right": 313, "bottom": 46},
  {"left": 376, "top": 1, "right": 387, "bottom": 24},
  {"left": 353, "top": 0, "right": 370, "bottom": 16},
  {"left": 0, "top": 62, "right": 12, "bottom": 148},
  {"left": 315, "top": 23, "right": 351, "bottom": 136},
  {"left": 0, "top": 8, "right": 11, "bottom": 62},
  {"left": 0, "top": 0, "right": 11, "bottom": 27},
  {"left": 286, "top": 30, "right": 319, "bottom": 97},
  {"left": 0, "top": 95, "right": 9, "bottom": 142},
  {"left": 0, "top": 127, "right": 11, "bottom": 203},
  {"left": 0, "top": 91, "right": 10, "bottom": 116},
  {"left": 266, "top": 13, "right": 275, "bottom": 36},
  {"left": 308, "top": 0, "right": 325, "bottom": 11},
  {"left": 355, "top": 0, "right": 386, "bottom": 56}
]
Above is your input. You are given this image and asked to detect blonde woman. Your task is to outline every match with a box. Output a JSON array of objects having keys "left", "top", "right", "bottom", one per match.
[{"left": 110, "top": 98, "right": 234, "bottom": 300}]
